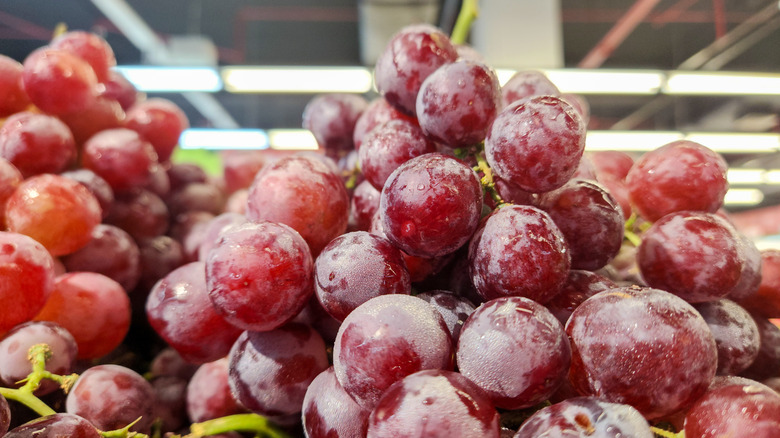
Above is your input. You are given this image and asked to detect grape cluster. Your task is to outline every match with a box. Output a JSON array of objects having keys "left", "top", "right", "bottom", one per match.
[{"left": 1, "top": 16, "right": 780, "bottom": 438}]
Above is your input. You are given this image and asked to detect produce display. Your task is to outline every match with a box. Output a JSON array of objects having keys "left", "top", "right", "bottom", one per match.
[{"left": 1, "top": 2, "right": 780, "bottom": 437}]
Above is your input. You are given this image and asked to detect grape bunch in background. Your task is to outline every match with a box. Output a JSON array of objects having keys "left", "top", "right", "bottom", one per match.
[{"left": 1, "top": 9, "right": 780, "bottom": 438}]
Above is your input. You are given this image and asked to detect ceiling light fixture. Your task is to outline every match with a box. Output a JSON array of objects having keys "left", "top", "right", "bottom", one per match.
[
  {"left": 267, "top": 130, "right": 319, "bottom": 150},
  {"left": 585, "top": 131, "right": 780, "bottom": 153},
  {"left": 114, "top": 66, "right": 222, "bottom": 92},
  {"left": 222, "top": 67, "right": 374, "bottom": 93},
  {"left": 723, "top": 188, "right": 765, "bottom": 206},
  {"left": 664, "top": 72, "right": 780, "bottom": 95},
  {"left": 179, "top": 129, "right": 268, "bottom": 150}
]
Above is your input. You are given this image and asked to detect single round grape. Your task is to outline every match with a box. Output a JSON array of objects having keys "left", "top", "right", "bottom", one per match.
[
  {"left": 150, "top": 348, "right": 199, "bottom": 381},
  {"left": 137, "top": 235, "right": 186, "bottom": 290},
  {"left": 0, "top": 111, "right": 77, "bottom": 177},
  {"left": 58, "top": 94, "right": 125, "bottom": 145},
  {"left": 102, "top": 70, "right": 138, "bottom": 110},
  {"left": 566, "top": 286, "right": 718, "bottom": 420},
  {"left": 0, "top": 321, "right": 77, "bottom": 396},
  {"left": 501, "top": 70, "right": 560, "bottom": 108},
  {"left": 229, "top": 324, "right": 329, "bottom": 417},
  {"left": 35, "top": 272, "right": 130, "bottom": 359},
  {"left": 739, "top": 249, "right": 780, "bottom": 318},
  {"left": 105, "top": 189, "right": 170, "bottom": 241},
  {"left": 416, "top": 290, "right": 475, "bottom": 345},
  {"left": 637, "top": 211, "right": 743, "bottom": 303},
  {"left": 221, "top": 150, "right": 267, "bottom": 193},
  {"left": 0, "top": 231, "right": 55, "bottom": 335},
  {"left": 727, "top": 235, "right": 763, "bottom": 301},
  {"left": 597, "top": 174, "right": 633, "bottom": 220},
  {"left": 456, "top": 296, "right": 571, "bottom": 409},
  {"left": 4, "top": 413, "right": 101, "bottom": 438},
  {"left": 6, "top": 174, "right": 102, "bottom": 256},
  {"left": 66, "top": 364, "right": 156, "bottom": 433},
  {"left": 513, "top": 397, "right": 653, "bottom": 438},
  {"left": 349, "top": 180, "right": 381, "bottom": 232},
  {"left": 315, "top": 231, "right": 410, "bottom": 321},
  {"left": 468, "top": 204, "right": 570, "bottom": 303},
  {"left": 485, "top": 95, "right": 586, "bottom": 193},
  {"left": 493, "top": 174, "right": 538, "bottom": 206},
  {"left": 150, "top": 375, "right": 188, "bottom": 433},
  {"left": 147, "top": 261, "right": 243, "bottom": 364},
  {"left": 368, "top": 369, "right": 500, "bottom": 437},
  {"left": 560, "top": 93, "right": 591, "bottom": 124},
  {"left": 302, "top": 93, "right": 368, "bottom": 159},
  {"left": 588, "top": 150, "right": 635, "bottom": 181},
  {"left": 740, "top": 314, "right": 780, "bottom": 381},
  {"left": 416, "top": 60, "right": 501, "bottom": 149},
  {"left": 374, "top": 24, "right": 458, "bottom": 116},
  {"left": 353, "top": 97, "right": 416, "bottom": 150},
  {"left": 694, "top": 299, "right": 760, "bottom": 376},
  {"left": 22, "top": 48, "right": 98, "bottom": 115},
  {"left": 302, "top": 367, "right": 370, "bottom": 438},
  {"left": 60, "top": 169, "right": 115, "bottom": 220},
  {"left": 81, "top": 128, "right": 159, "bottom": 194},
  {"left": 50, "top": 31, "right": 116, "bottom": 83},
  {"left": 61, "top": 224, "right": 141, "bottom": 291},
  {"left": 333, "top": 294, "right": 453, "bottom": 410},
  {"left": 206, "top": 221, "right": 314, "bottom": 332},
  {"left": 246, "top": 155, "right": 349, "bottom": 256},
  {"left": 380, "top": 153, "right": 483, "bottom": 258},
  {"left": 537, "top": 179, "right": 624, "bottom": 271},
  {"left": 196, "top": 212, "right": 248, "bottom": 262},
  {"left": 359, "top": 119, "right": 437, "bottom": 191},
  {"left": 124, "top": 98, "right": 189, "bottom": 162},
  {"left": 0, "top": 55, "right": 30, "bottom": 117},
  {"left": 186, "top": 358, "right": 245, "bottom": 423},
  {"left": 166, "top": 182, "right": 226, "bottom": 217},
  {"left": 572, "top": 153, "right": 598, "bottom": 181},
  {"left": 545, "top": 270, "right": 617, "bottom": 325},
  {"left": 683, "top": 378, "right": 780, "bottom": 437},
  {"left": 167, "top": 162, "right": 209, "bottom": 191},
  {"left": 625, "top": 140, "right": 728, "bottom": 222}
]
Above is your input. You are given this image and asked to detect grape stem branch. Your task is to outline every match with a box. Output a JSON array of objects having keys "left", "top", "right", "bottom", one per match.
[{"left": 450, "top": 0, "right": 480, "bottom": 45}]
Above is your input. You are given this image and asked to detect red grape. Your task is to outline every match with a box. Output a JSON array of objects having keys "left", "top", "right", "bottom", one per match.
[
  {"left": 379, "top": 153, "right": 482, "bottom": 258},
  {"left": 739, "top": 249, "right": 780, "bottom": 317},
  {"left": 81, "top": 128, "right": 159, "bottom": 194},
  {"left": 349, "top": 180, "right": 381, "bottom": 232},
  {"left": 456, "top": 296, "right": 571, "bottom": 409},
  {"left": 352, "top": 97, "right": 416, "bottom": 150},
  {"left": 58, "top": 95, "right": 125, "bottom": 145},
  {"left": 105, "top": 189, "right": 170, "bottom": 241},
  {"left": 0, "top": 231, "right": 55, "bottom": 335},
  {"left": 50, "top": 31, "right": 116, "bottom": 83},
  {"left": 513, "top": 397, "right": 653, "bottom": 437},
  {"left": 22, "top": 48, "right": 98, "bottom": 115},
  {"left": 246, "top": 155, "right": 349, "bottom": 256},
  {"left": 368, "top": 369, "right": 500, "bottom": 437},
  {"left": 101, "top": 70, "right": 138, "bottom": 110},
  {"left": 186, "top": 358, "right": 246, "bottom": 423},
  {"left": 0, "top": 111, "right": 77, "bottom": 177},
  {"left": 588, "top": 150, "right": 634, "bottom": 181},
  {"left": 374, "top": 24, "right": 458, "bottom": 116},
  {"left": 206, "top": 221, "right": 314, "bottom": 332},
  {"left": 4, "top": 413, "right": 100, "bottom": 438},
  {"left": 501, "top": 70, "right": 560, "bottom": 108},
  {"left": 124, "top": 98, "right": 189, "bottom": 163},
  {"left": 302, "top": 367, "right": 370, "bottom": 438},
  {"left": 196, "top": 212, "right": 248, "bottom": 262},
  {"left": 416, "top": 290, "right": 475, "bottom": 345},
  {"left": 485, "top": 95, "right": 586, "bottom": 193},
  {"left": 566, "top": 286, "right": 717, "bottom": 419},
  {"left": 61, "top": 224, "right": 141, "bottom": 291},
  {"left": 545, "top": 269, "right": 617, "bottom": 325},
  {"left": 221, "top": 150, "right": 267, "bottom": 193},
  {"left": 740, "top": 314, "right": 780, "bottom": 381},
  {"left": 693, "top": 299, "right": 760, "bottom": 376},
  {"left": 625, "top": 140, "right": 728, "bottom": 222},
  {"left": 0, "top": 55, "right": 30, "bottom": 117},
  {"left": 60, "top": 169, "right": 115, "bottom": 220},
  {"left": 302, "top": 93, "right": 368, "bottom": 159}
]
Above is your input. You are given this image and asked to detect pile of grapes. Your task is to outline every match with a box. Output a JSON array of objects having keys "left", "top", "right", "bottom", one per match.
[{"left": 2, "top": 17, "right": 780, "bottom": 438}]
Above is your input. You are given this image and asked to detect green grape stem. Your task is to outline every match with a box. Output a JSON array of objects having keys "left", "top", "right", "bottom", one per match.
[
  {"left": 474, "top": 153, "right": 506, "bottom": 208},
  {"left": 187, "top": 414, "right": 291, "bottom": 438},
  {"left": 450, "top": 0, "right": 480, "bottom": 45}
]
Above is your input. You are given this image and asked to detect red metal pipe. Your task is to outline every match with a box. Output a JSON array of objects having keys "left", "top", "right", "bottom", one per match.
[
  {"left": 712, "top": 0, "right": 727, "bottom": 39},
  {"left": 578, "top": 0, "right": 663, "bottom": 68},
  {"left": 0, "top": 10, "right": 53, "bottom": 40},
  {"left": 562, "top": 9, "right": 751, "bottom": 23}
]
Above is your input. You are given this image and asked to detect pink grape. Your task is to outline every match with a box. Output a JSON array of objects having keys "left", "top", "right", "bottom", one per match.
[
  {"left": 501, "top": 70, "right": 560, "bottom": 108},
  {"left": 302, "top": 367, "right": 370, "bottom": 438}
]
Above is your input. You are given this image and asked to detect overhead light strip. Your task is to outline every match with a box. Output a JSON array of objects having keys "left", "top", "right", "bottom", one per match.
[
  {"left": 221, "top": 67, "right": 374, "bottom": 93},
  {"left": 115, "top": 66, "right": 223, "bottom": 92},
  {"left": 585, "top": 131, "right": 780, "bottom": 154}
]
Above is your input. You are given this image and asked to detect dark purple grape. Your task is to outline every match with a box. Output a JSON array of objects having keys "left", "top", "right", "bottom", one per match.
[
  {"left": 206, "top": 221, "right": 314, "bottom": 332},
  {"left": 228, "top": 324, "right": 329, "bottom": 417},
  {"left": 694, "top": 299, "right": 760, "bottom": 376},
  {"left": 456, "top": 296, "right": 570, "bottom": 409},
  {"left": 61, "top": 224, "right": 141, "bottom": 291},
  {"left": 567, "top": 286, "right": 717, "bottom": 420},
  {"left": 166, "top": 162, "right": 208, "bottom": 192},
  {"left": 186, "top": 358, "right": 245, "bottom": 423},
  {"left": 415, "top": 60, "right": 501, "bottom": 149},
  {"left": 683, "top": 378, "right": 780, "bottom": 437},
  {"left": 637, "top": 211, "right": 743, "bottom": 303},
  {"left": 740, "top": 314, "right": 780, "bottom": 381},
  {"left": 379, "top": 153, "right": 482, "bottom": 258},
  {"left": 374, "top": 24, "right": 458, "bottom": 116},
  {"left": 60, "top": 169, "right": 115, "bottom": 220},
  {"left": 545, "top": 270, "right": 617, "bottom": 325},
  {"left": 66, "top": 364, "right": 156, "bottom": 433},
  {"left": 166, "top": 182, "right": 226, "bottom": 217},
  {"left": 513, "top": 397, "right": 653, "bottom": 438},
  {"left": 416, "top": 290, "right": 475, "bottom": 345},
  {"left": 537, "top": 179, "right": 624, "bottom": 271},
  {"left": 246, "top": 155, "right": 349, "bottom": 257},
  {"left": 314, "top": 231, "right": 411, "bottom": 322},
  {"left": 501, "top": 70, "right": 560, "bottom": 108},
  {"left": 137, "top": 235, "right": 186, "bottom": 291},
  {"left": 358, "top": 119, "right": 437, "bottom": 191},
  {"left": 152, "top": 376, "right": 188, "bottom": 432},
  {"left": 485, "top": 95, "right": 586, "bottom": 193},
  {"left": 146, "top": 261, "right": 243, "bottom": 364},
  {"left": 368, "top": 369, "right": 500, "bottom": 437},
  {"left": 4, "top": 413, "right": 100, "bottom": 438},
  {"left": 739, "top": 250, "right": 780, "bottom": 318},
  {"left": 0, "top": 393, "right": 8, "bottom": 436},
  {"left": 105, "top": 189, "right": 169, "bottom": 241},
  {"left": 333, "top": 294, "right": 453, "bottom": 410},
  {"left": 149, "top": 348, "right": 198, "bottom": 381},
  {"left": 349, "top": 180, "right": 381, "bottom": 232},
  {"left": 0, "top": 321, "right": 77, "bottom": 395},
  {"left": 625, "top": 140, "right": 728, "bottom": 222},
  {"left": 303, "top": 93, "right": 368, "bottom": 159},
  {"left": 468, "top": 204, "right": 570, "bottom": 303},
  {"left": 302, "top": 367, "right": 370, "bottom": 438}
]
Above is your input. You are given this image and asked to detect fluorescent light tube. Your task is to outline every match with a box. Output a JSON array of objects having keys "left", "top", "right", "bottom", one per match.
[
  {"left": 665, "top": 72, "right": 780, "bottom": 95},
  {"left": 685, "top": 133, "right": 780, "bottom": 153},
  {"left": 179, "top": 129, "right": 268, "bottom": 150},
  {"left": 727, "top": 169, "right": 766, "bottom": 185},
  {"left": 267, "top": 130, "right": 319, "bottom": 150},
  {"left": 114, "top": 66, "right": 222, "bottom": 92},
  {"left": 223, "top": 67, "right": 374, "bottom": 93},
  {"left": 724, "top": 188, "right": 765, "bottom": 206},
  {"left": 495, "top": 69, "right": 663, "bottom": 94},
  {"left": 585, "top": 131, "right": 684, "bottom": 151}
]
